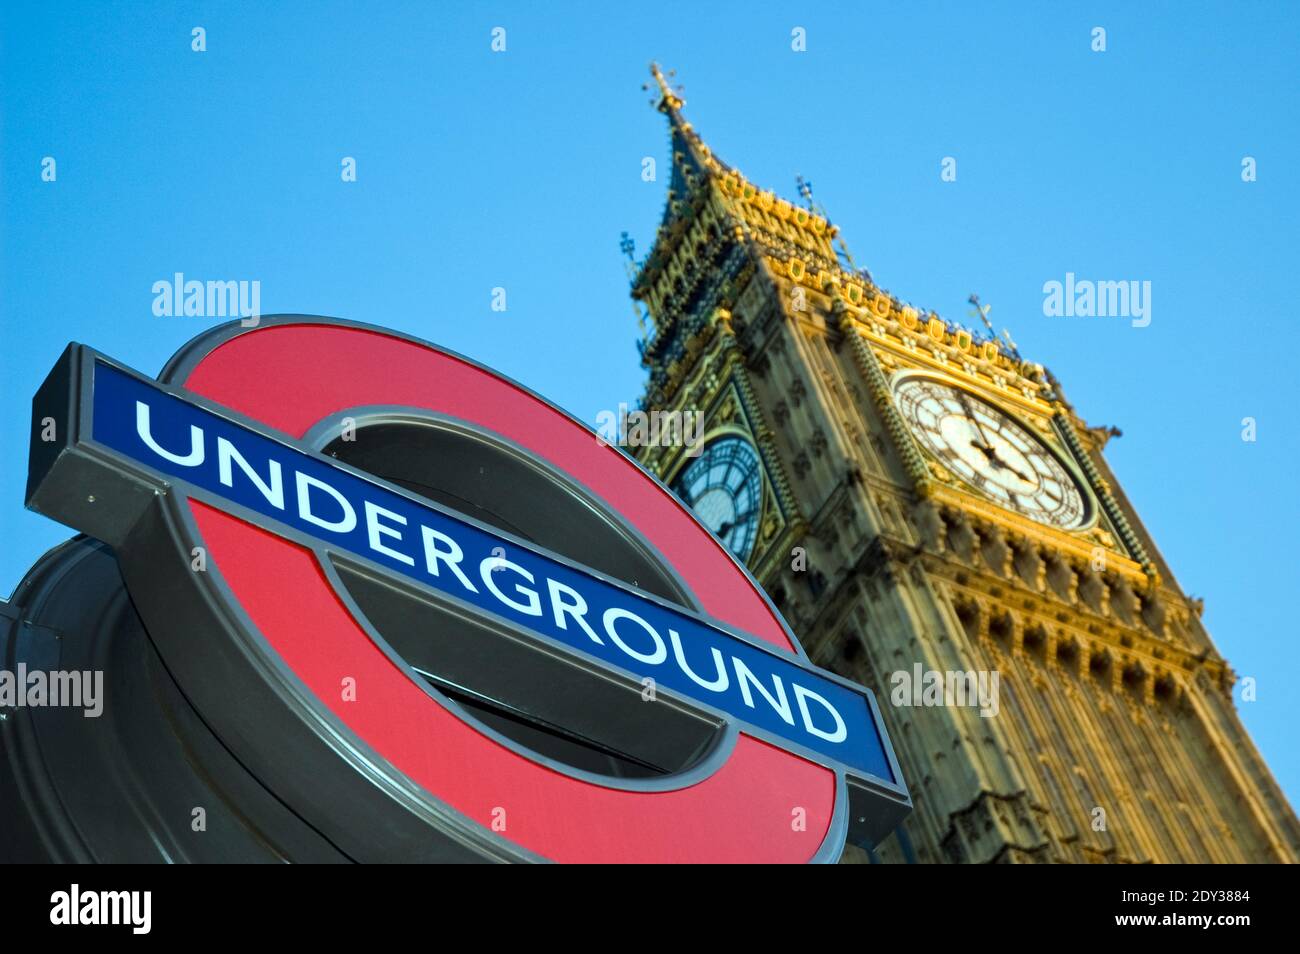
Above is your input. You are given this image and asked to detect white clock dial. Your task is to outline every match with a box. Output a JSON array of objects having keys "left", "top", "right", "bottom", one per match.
[{"left": 893, "top": 376, "right": 1091, "bottom": 530}]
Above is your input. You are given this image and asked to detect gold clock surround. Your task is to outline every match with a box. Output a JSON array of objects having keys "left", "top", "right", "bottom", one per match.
[{"left": 890, "top": 369, "right": 1098, "bottom": 534}]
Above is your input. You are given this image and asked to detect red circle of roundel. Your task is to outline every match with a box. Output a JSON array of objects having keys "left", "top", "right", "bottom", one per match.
[{"left": 179, "top": 321, "right": 836, "bottom": 863}]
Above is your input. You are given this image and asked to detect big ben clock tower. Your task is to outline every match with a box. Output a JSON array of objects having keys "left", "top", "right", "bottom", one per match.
[{"left": 630, "top": 64, "right": 1300, "bottom": 863}]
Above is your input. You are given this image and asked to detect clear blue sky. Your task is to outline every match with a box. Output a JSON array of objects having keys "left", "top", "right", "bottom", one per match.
[{"left": 3, "top": 2, "right": 1297, "bottom": 807}]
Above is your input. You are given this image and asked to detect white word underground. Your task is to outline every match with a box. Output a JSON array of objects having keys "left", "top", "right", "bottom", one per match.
[
  {"left": 595, "top": 403, "right": 703, "bottom": 455},
  {"left": 890, "top": 665, "right": 999, "bottom": 718},
  {"left": 0, "top": 666, "right": 103, "bottom": 717},
  {"left": 1042, "top": 272, "right": 1151, "bottom": 328},
  {"left": 133, "top": 400, "right": 847, "bottom": 744},
  {"left": 50, "top": 885, "right": 151, "bottom": 934},
  {"left": 152, "top": 272, "right": 261, "bottom": 326}
]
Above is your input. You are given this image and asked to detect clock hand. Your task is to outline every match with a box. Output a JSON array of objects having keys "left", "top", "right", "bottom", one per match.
[
  {"left": 969, "top": 439, "right": 1035, "bottom": 486},
  {"left": 717, "top": 508, "right": 756, "bottom": 539},
  {"left": 998, "top": 460, "right": 1035, "bottom": 485},
  {"left": 956, "top": 390, "right": 995, "bottom": 450},
  {"left": 1005, "top": 462, "right": 1035, "bottom": 485}
]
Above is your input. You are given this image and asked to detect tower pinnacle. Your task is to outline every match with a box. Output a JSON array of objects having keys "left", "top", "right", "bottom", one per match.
[{"left": 648, "top": 62, "right": 684, "bottom": 112}]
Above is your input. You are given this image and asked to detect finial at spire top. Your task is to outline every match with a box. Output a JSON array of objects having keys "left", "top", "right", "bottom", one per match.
[{"left": 647, "top": 61, "right": 685, "bottom": 112}]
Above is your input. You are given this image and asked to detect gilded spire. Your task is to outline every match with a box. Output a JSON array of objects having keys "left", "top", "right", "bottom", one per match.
[
  {"left": 645, "top": 61, "right": 708, "bottom": 171},
  {"left": 648, "top": 61, "right": 684, "bottom": 112},
  {"left": 640, "top": 62, "right": 730, "bottom": 240}
]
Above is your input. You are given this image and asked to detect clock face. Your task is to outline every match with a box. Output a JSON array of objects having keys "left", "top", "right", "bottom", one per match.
[
  {"left": 670, "top": 436, "right": 763, "bottom": 560},
  {"left": 893, "top": 376, "right": 1091, "bottom": 530}
]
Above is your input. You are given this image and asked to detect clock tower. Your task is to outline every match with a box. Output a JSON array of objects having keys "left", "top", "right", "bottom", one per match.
[{"left": 629, "top": 65, "right": 1300, "bottom": 863}]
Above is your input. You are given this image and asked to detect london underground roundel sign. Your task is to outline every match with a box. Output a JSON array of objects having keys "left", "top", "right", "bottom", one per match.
[{"left": 25, "top": 316, "right": 910, "bottom": 863}]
